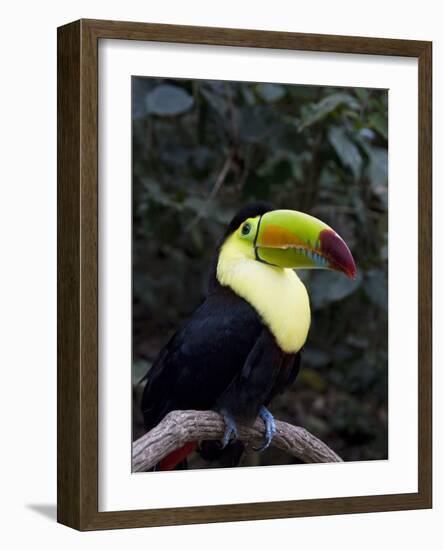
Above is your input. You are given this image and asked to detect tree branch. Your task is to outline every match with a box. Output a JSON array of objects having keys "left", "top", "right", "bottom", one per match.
[{"left": 132, "top": 410, "right": 342, "bottom": 472}]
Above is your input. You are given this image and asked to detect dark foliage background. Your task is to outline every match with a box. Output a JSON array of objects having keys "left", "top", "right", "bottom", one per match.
[{"left": 132, "top": 76, "right": 388, "bottom": 467}]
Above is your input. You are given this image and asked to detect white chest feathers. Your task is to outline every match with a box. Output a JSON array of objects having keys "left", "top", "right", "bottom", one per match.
[{"left": 217, "top": 238, "right": 311, "bottom": 354}]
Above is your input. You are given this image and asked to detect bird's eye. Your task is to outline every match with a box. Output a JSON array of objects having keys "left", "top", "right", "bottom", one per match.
[{"left": 241, "top": 223, "right": 252, "bottom": 236}]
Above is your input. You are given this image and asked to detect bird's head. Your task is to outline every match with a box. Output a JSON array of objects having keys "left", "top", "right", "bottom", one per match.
[{"left": 219, "top": 202, "right": 356, "bottom": 278}]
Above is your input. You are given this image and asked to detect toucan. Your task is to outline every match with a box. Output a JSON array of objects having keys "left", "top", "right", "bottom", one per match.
[{"left": 141, "top": 203, "right": 356, "bottom": 470}]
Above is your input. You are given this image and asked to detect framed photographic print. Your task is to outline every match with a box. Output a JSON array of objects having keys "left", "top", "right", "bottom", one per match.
[{"left": 57, "top": 19, "right": 432, "bottom": 530}]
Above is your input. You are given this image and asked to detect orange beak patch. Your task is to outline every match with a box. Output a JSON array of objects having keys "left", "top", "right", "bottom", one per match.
[{"left": 260, "top": 224, "right": 306, "bottom": 249}]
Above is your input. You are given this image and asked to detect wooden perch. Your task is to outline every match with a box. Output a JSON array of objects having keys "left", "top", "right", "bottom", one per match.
[{"left": 132, "top": 410, "right": 342, "bottom": 471}]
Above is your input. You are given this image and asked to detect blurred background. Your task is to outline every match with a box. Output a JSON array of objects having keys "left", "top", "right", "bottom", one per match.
[{"left": 132, "top": 76, "right": 388, "bottom": 466}]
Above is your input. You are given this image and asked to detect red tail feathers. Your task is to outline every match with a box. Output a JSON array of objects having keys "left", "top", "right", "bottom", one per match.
[{"left": 158, "top": 442, "right": 197, "bottom": 471}]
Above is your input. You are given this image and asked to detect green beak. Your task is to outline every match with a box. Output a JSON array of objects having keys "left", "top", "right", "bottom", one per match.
[{"left": 254, "top": 209, "right": 357, "bottom": 278}]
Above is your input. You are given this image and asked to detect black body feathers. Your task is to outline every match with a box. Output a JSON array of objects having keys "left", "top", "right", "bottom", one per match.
[{"left": 141, "top": 285, "right": 300, "bottom": 432}]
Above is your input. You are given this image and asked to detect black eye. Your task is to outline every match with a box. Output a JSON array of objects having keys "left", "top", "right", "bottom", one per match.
[{"left": 241, "top": 223, "right": 252, "bottom": 236}]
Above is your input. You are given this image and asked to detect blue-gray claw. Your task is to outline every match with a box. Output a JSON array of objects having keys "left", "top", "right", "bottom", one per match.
[
  {"left": 221, "top": 410, "right": 238, "bottom": 449},
  {"left": 254, "top": 406, "right": 276, "bottom": 452}
]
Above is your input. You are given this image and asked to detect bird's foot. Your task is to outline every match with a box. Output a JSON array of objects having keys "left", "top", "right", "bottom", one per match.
[
  {"left": 220, "top": 410, "right": 238, "bottom": 449},
  {"left": 253, "top": 406, "right": 276, "bottom": 452}
]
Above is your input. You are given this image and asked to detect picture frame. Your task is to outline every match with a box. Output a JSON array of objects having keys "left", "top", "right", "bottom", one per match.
[{"left": 57, "top": 18, "right": 432, "bottom": 530}]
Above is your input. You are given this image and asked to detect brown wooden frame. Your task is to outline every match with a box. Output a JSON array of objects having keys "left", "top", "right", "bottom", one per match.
[{"left": 57, "top": 18, "right": 432, "bottom": 530}]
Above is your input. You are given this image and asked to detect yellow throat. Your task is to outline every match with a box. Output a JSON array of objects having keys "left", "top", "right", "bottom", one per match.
[{"left": 216, "top": 234, "right": 311, "bottom": 354}]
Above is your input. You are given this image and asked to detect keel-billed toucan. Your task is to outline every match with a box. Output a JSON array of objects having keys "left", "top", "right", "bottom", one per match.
[{"left": 141, "top": 203, "right": 356, "bottom": 470}]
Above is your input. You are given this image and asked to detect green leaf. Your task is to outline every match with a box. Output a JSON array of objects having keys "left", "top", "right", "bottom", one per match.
[
  {"left": 328, "top": 126, "right": 362, "bottom": 179},
  {"left": 146, "top": 84, "right": 194, "bottom": 116},
  {"left": 369, "top": 112, "right": 388, "bottom": 140},
  {"left": 132, "top": 360, "right": 151, "bottom": 385},
  {"left": 200, "top": 85, "right": 228, "bottom": 117},
  {"left": 354, "top": 88, "right": 369, "bottom": 102},
  {"left": 257, "top": 151, "right": 296, "bottom": 182},
  {"left": 298, "top": 93, "right": 358, "bottom": 131},
  {"left": 241, "top": 84, "right": 256, "bottom": 105},
  {"left": 256, "top": 83, "right": 285, "bottom": 103},
  {"left": 308, "top": 271, "right": 362, "bottom": 310},
  {"left": 364, "top": 269, "right": 388, "bottom": 311},
  {"left": 299, "top": 368, "right": 327, "bottom": 392},
  {"left": 368, "top": 147, "right": 388, "bottom": 208},
  {"left": 369, "top": 147, "right": 388, "bottom": 185},
  {"left": 239, "top": 106, "right": 275, "bottom": 143},
  {"left": 303, "top": 347, "right": 330, "bottom": 368},
  {"left": 243, "top": 172, "right": 271, "bottom": 199}
]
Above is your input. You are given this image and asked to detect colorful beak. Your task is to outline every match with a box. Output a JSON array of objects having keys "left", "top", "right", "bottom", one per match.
[{"left": 254, "top": 209, "right": 357, "bottom": 278}]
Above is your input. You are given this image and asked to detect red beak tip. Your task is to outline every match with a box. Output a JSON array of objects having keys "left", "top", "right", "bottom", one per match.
[
  {"left": 346, "top": 262, "right": 357, "bottom": 279},
  {"left": 319, "top": 229, "right": 357, "bottom": 280}
]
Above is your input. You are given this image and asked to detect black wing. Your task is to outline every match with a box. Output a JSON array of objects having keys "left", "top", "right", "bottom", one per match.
[
  {"left": 141, "top": 288, "right": 264, "bottom": 431},
  {"left": 215, "top": 329, "right": 301, "bottom": 422}
]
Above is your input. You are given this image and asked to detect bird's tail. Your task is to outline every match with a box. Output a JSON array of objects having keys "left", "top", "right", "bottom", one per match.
[
  {"left": 157, "top": 442, "right": 198, "bottom": 471},
  {"left": 154, "top": 440, "right": 245, "bottom": 470}
]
